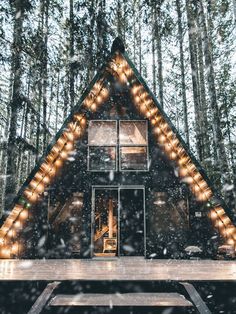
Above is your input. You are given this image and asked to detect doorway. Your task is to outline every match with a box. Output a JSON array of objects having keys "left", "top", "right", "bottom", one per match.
[{"left": 91, "top": 186, "right": 145, "bottom": 258}]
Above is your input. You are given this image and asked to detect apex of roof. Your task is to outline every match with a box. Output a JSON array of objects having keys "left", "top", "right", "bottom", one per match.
[{"left": 111, "top": 37, "right": 125, "bottom": 54}]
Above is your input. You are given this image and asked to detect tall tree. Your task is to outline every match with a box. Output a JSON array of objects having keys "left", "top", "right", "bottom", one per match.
[
  {"left": 185, "top": 0, "right": 203, "bottom": 161},
  {"left": 4, "top": 0, "right": 31, "bottom": 215},
  {"left": 198, "top": 0, "right": 229, "bottom": 184},
  {"left": 175, "top": 0, "right": 189, "bottom": 147},
  {"left": 151, "top": 4, "right": 157, "bottom": 95},
  {"left": 156, "top": 0, "right": 164, "bottom": 107},
  {"left": 69, "top": 0, "right": 75, "bottom": 110}
]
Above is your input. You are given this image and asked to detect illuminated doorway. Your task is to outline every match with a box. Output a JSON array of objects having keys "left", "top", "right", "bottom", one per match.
[{"left": 91, "top": 186, "right": 145, "bottom": 258}]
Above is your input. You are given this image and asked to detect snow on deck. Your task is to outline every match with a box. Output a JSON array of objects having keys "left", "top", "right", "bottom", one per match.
[{"left": 0, "top": 257, "right": 236, "bottom": 281}]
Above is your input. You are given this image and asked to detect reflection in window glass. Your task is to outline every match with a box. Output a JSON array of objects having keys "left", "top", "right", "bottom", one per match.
[
  {"left": 152, "top": 192, "right": 189, "bottom": 231},
  {"left": 120, "top": 146, "right": 148, "bottom": 170},
  {"left": 48, "top": 192, "right": 83, "bottom": 254},
  {"left": 120, "top": 121, "right": 147, "bottom": 145},
  {"left": 89, "top": 147, "right": 116, "bottom": 171},
  {"left": 88, "top": 121, "right": 117, "bottom": 146}
]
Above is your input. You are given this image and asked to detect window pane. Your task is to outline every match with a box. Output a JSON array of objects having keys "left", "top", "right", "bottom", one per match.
[
  {"left": 93, "top": 189, "right": 118, "bottom": 257},
  {"left": 120, "top": 121, "right": 147, "bottom": 145},
  {"left": 89, "top": 147, "right": 116, "bottom": 171},
  {"left": 152, "top": 192, "right": 189, "bottom": 231},
  {"left": 120, "top": 146, "right": 148, "bottom": 170},
  {"left": 88, "top": 121, "right": 117, "bottom": 146}
]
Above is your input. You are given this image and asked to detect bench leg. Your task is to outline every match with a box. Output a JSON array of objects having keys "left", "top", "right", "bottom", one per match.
[
  {"left": 180, "top": 282, "right": 211, "bottom": 314},
  {"left": 28, "top": 281, "right": 60, "bottom": 314}
]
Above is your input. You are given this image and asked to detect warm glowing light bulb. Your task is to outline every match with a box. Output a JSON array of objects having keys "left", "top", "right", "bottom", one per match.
[
  {"left": 151, "top": 118, "right": 157, "bottom": 125},
  {"left": 14, "top": 220, "right": 22, "bottom": 229},
  {"left": 19, "top": 210, "right": 28, "bottom": 220},
  {"left": 193, "top": 172, "right": 202, "bottom": 182},
  {"left": 80, "top": 117, "right": 86, "bottom": 126},
  {"left": 179, "top": 167, "right": 188, "bottom": 177},
  {"left": 60, "top": 150, "right": 68, "bottom": 160},
  {"left": 54, "top": 158, "right": 63, "bottom": 168},
  {"left": 11, "top": 243, "right": 19, "bottom": 255},
  {"left": 100, "top": 88, "right": 109, "bottom": 99},
  {"left": 7, "top": 229, "right": 15, "bottom": 238},
  {"left": 169, "top": 151, "right": 177, "bottom": 160},
  {"left": 215, "top": 207, "right": 225, "bottom": 216},
  {"left": 131, "top": 84, "right": 141, "bottom": 95},
  {"left": 181, "top": 176, "right": 192, "bottom": 184},
  {"left": 96, "top": 95, "right": 103, "bottom": 105},
  {"left": 154, "top": 127, "right": 162, "bottom": 135},
  {"left": 125, "top": 68, "right": 133, "bottom": 78},
  {"left": 164, "top": 143, "right": 172, "bottom": 152},
  {"left": 65, "top": 141, "right": 74, "bottom": 151},
  {"left": 158, "top": 134, "right": 167, "bottom": 144},
  {"left": 91, "top": 103, "right": 97, "bottom": 111},
  {"left": 0, "top": 246, "right": 10, "bottom": 258},
  {"left": 119, "top": 73, "right": 127, "bottom": 84},
  {"left": 36, "top": 183, "right": 44, "bottom": 194},
  {"left": 178, "top": 156, "right": 189, "bottom": 166},
  {"left": 221, "top": 215, "right": 231, "bottom": 226},
  {"left": 42, "top": 175, "right": 50, "bottom": 184},
  {"left": 210, "top": 210, "right": 218, "bottom": 220},
  {"left": 29, "top": 180, "right": 38, "bottom": 189}
]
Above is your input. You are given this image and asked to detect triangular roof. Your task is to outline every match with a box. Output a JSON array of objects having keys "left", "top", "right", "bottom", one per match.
[{"left": 0, "top": 38, "right": 235, "bottom": 255}]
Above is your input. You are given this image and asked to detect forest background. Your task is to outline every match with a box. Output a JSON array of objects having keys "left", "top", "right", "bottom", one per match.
[{"left": 0, "top": 0, "right": 235, "bottom": 217}]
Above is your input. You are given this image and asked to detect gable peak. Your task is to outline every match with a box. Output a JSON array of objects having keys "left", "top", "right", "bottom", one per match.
[{"left": 111, "top": 37, "right": 125, "bottom": 54}]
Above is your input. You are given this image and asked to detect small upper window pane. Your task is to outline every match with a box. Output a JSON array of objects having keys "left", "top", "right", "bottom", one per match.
[
  {"left": 88, "top": 121, "right": 117, "bottom": 146},
  {"left": 120, "top": 121, "right": 147, "bottom": 145},
  {"left": 120, "top": 146, "right": 148, "bottom": 170},
  {"left": 89, "top": 147, "right": 116, "bottom": 171}
]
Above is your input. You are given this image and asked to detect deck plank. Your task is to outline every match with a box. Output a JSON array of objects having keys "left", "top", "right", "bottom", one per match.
[
  {"left": 49, "top": 292, "right": 193, "bottom": 307},
  {"left": 181, "top": 282, "right": 211, "bottom": 314},
  {"left": 27, "top": 281, "right": 60, "bottom": 314},
  {"left": 0, "top": 257, "right": 236, "bottom": 281}
]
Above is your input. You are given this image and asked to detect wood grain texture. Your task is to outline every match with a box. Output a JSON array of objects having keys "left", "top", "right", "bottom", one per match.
[
  {"left": 49, "top": 292, "right": 193, "bottom": 307},
  {"left": 28, "top": 281, "right": 60, "bottom": 314},
  {"left": 0, "top": 257, "right": 236, "bottom": 281}
]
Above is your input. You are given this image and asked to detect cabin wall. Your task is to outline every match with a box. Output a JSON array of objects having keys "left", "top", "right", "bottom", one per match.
[{"left": 16, "top": 93, "right": 220, "bottom": 259}]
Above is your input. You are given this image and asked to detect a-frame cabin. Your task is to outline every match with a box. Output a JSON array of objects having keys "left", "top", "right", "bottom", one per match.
[{"left": 0, "top": 38, "right": 235, "bottom": 260}]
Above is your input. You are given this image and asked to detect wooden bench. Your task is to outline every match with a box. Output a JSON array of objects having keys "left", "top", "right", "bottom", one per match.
[{"left": 49, "top": 292, "right": 193, "bottom": 307}]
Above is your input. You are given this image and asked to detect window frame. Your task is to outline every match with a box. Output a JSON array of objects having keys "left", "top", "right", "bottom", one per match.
[
  {"left": 119, "top": 120, "right": 149, "bottom": 172},
  {"left": 87, "top": 120, "right": 118, "bottom": 172},
  {"left": 87, "top": 119, "right": 149, "bottom": 172}
]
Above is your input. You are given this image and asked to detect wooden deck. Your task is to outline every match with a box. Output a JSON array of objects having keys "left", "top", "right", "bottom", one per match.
[
  {"left": 0, "top": 257, "right": 236, "bottom": 281},
  {"left": 49, "top": 292, "right": 193, "bottom": 307}
]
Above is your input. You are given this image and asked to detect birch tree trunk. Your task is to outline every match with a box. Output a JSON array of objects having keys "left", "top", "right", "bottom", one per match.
[
  {"left": 176, "top": 0, "right": 189, "bottom": 147},
  {"left": 156, "top": 0, "right": 163, "bottom": 107},
  {"left": 42, "top": 0, "right": 49, "bottom": 151},
  {"left": 138, "top": 0, "right": 142, "bottom": 74},
  {"left": 87, "top": 0, "right": 95, "bottom": 82},
  {"left": 152, "top": 4, "right": 157, "bottom": 95},
  {"left": 69, "top": 0, "right": 75, "bottom": 110},
  {"left": 199, "top": 0, "right": 229, "bottom": 184},
  {"left": 4, "top": 0, "right": 25, "bottom": 214},
  {"left": 233, "top": 0, "right": 236, "bottom": 24},
  {"left": 185, "top": 0, "right": 203, "bottom": 161},
  {"left": 196, "top": 10, "right": 211, "bottom": 164}
]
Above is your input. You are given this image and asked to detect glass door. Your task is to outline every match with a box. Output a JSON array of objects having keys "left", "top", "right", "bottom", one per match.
[
  {"left": 91, "top": 186, "right": 145, "bottom": 258},
  {"left": 120, "top": 188, "right": 145, "bottom": 256},
  {"left": 92, "top": 188, "right": 118, "bottom": 257}
]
